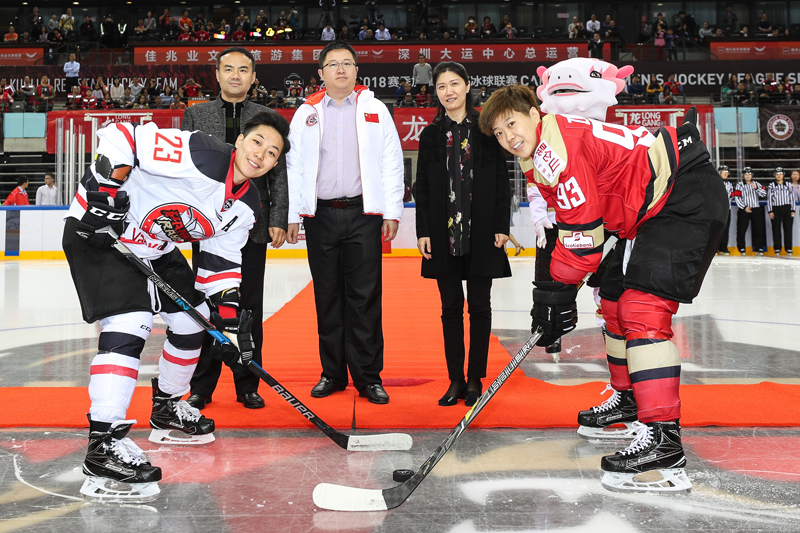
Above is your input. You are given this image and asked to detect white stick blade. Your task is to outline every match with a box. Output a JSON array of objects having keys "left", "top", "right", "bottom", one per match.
[
  {"left": 346, "top": 433, "right": 413, "bottom": 451},
  {"left": 313, "top": 483, "right": 388, "bottom": 511}
]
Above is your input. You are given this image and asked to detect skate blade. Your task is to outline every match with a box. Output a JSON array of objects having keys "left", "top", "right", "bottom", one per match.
[
  {"left": 80, "top": 476, "right": 160, "bottom": 503},
  {"left": 148, "top": 429, "right": 215, "bottom": 446},
  {"left": 577, "top": 423, "right": 637, "bottom": 441},
  {"left": 601, "top": 468, "right": 692, "bottom": 494}
]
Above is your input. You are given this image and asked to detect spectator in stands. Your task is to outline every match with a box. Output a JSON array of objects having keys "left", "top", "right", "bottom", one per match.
[
  {"left": 475, "top": 85, "right": 491, "bottom": 106},
  {"left": 653, "top": 13, "right": 666, "bottom": 29},
  {"left": 628, "top": 75, "right": 646, "bottom": 103},
  {"left": 665, "top": 28, "right": 678, "bottom": 60},
  {"left": 64, "top": 86, "right": 83, "bottom": 108},
  {"left": 195, "top": 12, "right": 206, "bottom": 29},
  {"left": 376, "top": 24, "right": 391, "bottom": 40},
  {"left": 79, "top": 15, "right": 96, "bottom": 41},
  {"left": 587, "top": 14, "right": 601, "bottom": 34},
  {"left": 305, "top": 77, "right": 321, "bottom": 97},
  {"left": 100, "top": 14, "right": 115, "bottom": 47},
  {"left": 677, "top": 24, "right": 692, "bottom": 44},
  {"left": 412, "top": 54, "right": 433, "bottom": 94},
  {"left": 285, "top": 87, "right": 305, "bottom": 108},
  {"left": 288, "top": 8, "right": 299, "bottom": 31},
  {"left": 91, "top": 82, "right": 105, "bottom": 101},
  {"left": 722, "top": 6, "right": 737, "bottom": 27},
  {"left": 399, "top": 92, "right": 417, "bottom": 107},
  {"left": 38, "top": 25, "right": 49, "bottom": 44},
  {"left": 321, "top": 23, "right": 335, "bottom": 40},
  {"left": 235, "top": 9, "right": 250, "bottom": 33},
  {"left": 48, "top": 13, "right": 60, "bottom": 33},
  {"left": 588, "top": 32, "right": 604, "bottom": 59},
  {"left": 196, "top": 24, "right": 209, "bottom": 42},
  {"left": 442, "top": 31, "right": 453, "bottom": 40},
  {"left": 713, "top": 28, "right": 724, "bottom": 37},
  {"left": 659, "top": 86, "right": 675, "bottom": 104},
  {"left": 774, "top": 83, "right": 789, "bottom": 104},
  {"left": 759, "top": 73, "right": 777, "bottom": 103},
  {"left": 339, "top": 25, "right": 353, "bottom": 40},
  {"left": 63, "top": 53, "right": 80, "bottom": 95},
  {"left": 502, "top": 14, "right": 511, "bottom": 28},
  {"left": 395, "top": 80, "right": 410, "bottom": 103},
  {"left": 742, "top": 73, "right": 756, "bottom": 98},
  {"left": 602, "top": 15, "right": 613, "bottom": 33},
  {"left": 568, "top": 16, "right": 580, "bottom": 38},
  {"left": 757, "top": 14, "right": 771, "bottom": 33},
  {"left": 158, "top": 9, "right": 171, "bottom": 30},
  {"left": 78, "top": 78, "right": 91, "bottom": 97},
  {"left": 646, "top": 77, "right": 663, "bottom": 103},
  {"left": 178, "top": 27, "right": 193, "bottom": 42},
  {"left": 19, "top": 76, "right": 35, "bottom": 111},
  {"left": 739, "top": 26, "right": 750, "bottom": 38},
  {"left": 4, "top": 176, "right": 30, "bottom": 206},
  {"left": 791, "top": 84, "right": 800, "bottom": 105},
  {"left": 133, "top": 94, "right": 149, "bottom": 109},
  {"left": 34, "top": 75, "right": 52, "bottom": 112},
  {"left": 481, "top": 17, "right": 497, "bottom": 38},
  {"left": 698, "top": 22, "right": 713, "bottom": 41},
  {"left": 144, "top": 12, "right": 157, "bottom": 34},
  {"left": 36, "top": 173, "right": 59, "bottom": 206},
  {"left": 109, "top": 77, "right": 124, "bottom": 101},
  {"left": 465, "top": 17, "right": 479, "bottom": 36},
  {"left": 133, "top": 20, "right": 148, "bottom": 42},
  {"left": 721, "top": 76, "right": 736, "bottom": 105},
  {"left": 218, "top": 19, "right": 230, "bottom": 33},
  {"left": 416, "top": 84, "right": 432, "bottom": 107},
  {"left": 29, "top": 7, "right": 43, "bottom": 34},
  {"left": 120, "top": 87, "right": 135, "bottom": 108},
  {"left": 172, "top": 87, "right": 188, "bottom": 108},
  {"left": 232, "top": 25, "right": 246, "bottom": 41},
  {"left": 500, "top": 23, "right": 517, "bottom": 39},
  {"left": 571, "top": 21, "right": 586, "bottom": 39},
  {"left": 179, "top": 10, "right": 193, "bottom": 33},
  {"left": 159, "top": 85, "right": 174, "bottom": 106},
  {"left": 265, "top": 87, "right": 283, "bottom": 108},
  {"left": 664, "top": 73, "right": 683, "bottom": 95},
  {"left": 4, "top": 25, "right": 19, "bottom": 43},
  {"left": 162, "top": 15, "right": 180, "bottom": 41},
  {"left": 732, "top": 81, "right": 751, "bottom": 106},
  {"left": 0, "top": 79, "right": 13, "bottom": 114},
  {"left": 129, "top": 76, "right": 144, "bottom": 98},
  {"left": 50, "top": 28, "right": 65, "bottom": 53},
  {"left": 60, "top": 8, "right": 75, "bottom": 38},
  {"left": 653, "top": 24, "right": 666, "bottom": 60},
  {"left": 183, "top": 78, "right": 202, "bottom": 98}
]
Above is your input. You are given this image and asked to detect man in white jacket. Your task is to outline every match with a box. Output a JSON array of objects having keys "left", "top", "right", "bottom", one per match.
[{"left": 287, "top": 41, "right": 403, "bottom": 404}]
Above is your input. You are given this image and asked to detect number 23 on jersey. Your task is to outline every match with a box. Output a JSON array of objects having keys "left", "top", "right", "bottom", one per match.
[{"left": 153, "top": 132, "right": 184, "bottom": 164}]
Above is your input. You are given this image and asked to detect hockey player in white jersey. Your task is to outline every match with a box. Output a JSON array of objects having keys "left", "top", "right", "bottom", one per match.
[{"left": 63, "top": 111, "right": 290, "bottom": 501}]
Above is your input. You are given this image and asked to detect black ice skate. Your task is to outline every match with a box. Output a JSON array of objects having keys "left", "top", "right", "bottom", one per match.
[
  {"left": 576, "top": 384, "right": 639, "bottom": 441},
  {"left": 545, "top": 339, "right": 561, "bottom": 362},
  {"left": 600, "top": 420, "right": 691, "bottom": 493},
  {"left": 81, "top": 418, "right": 162, "bottom": 502},
  {"left": 149, "top": 377, "right": 216, "bottom": 445}
]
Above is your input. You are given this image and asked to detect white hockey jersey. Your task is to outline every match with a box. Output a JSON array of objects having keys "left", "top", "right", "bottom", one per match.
[{"left": 66, "top": 121, "right": 261, "bottom": 297}]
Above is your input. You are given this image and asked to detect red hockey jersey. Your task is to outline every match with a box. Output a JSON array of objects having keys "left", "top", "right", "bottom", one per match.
[{"left": 522, "top": 113, "right": 680, "bottom": 284}]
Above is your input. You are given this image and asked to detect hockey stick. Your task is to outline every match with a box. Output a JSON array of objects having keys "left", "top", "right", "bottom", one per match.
[
  {"left": 98, "top": 226, "right": 413, "bottom": 452},
  {"left": 312, "top": 235, "right": 620, "bottom": 511}
]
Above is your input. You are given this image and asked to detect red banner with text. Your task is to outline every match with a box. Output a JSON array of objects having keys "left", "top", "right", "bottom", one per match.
[
  {"left": 711, "top": 40, "right": 800, "bottom": 60},
  {"left": 0, "top": 47, "right": 44, "bottom": 66},
  {"left": 133, "top": 43, "right": 588, "bottom": 65}
]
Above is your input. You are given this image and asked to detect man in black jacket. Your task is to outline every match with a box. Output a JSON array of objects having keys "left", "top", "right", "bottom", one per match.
[{"left": 182, "top": 47, "right": 290, "bottom": 410}]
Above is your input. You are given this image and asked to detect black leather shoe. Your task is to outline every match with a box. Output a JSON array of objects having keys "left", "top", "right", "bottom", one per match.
[
  {"left": 359, "top": 383, "right": 390, "bottom": 404},
  {"left": 311, "top": 377, "right": 347, "bottom": 398},
  {"left": 236, "top": 391, "right": 265, "bottom": 409},
  {"left": 186, "top": 393, "right": 211, "bottom": 410},
  {"left": 465, "top": 384, "right": 483, "bottom": 407}
]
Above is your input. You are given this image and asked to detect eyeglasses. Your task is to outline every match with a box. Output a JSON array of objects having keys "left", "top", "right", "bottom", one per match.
[{"left": 322, "top": 61, "right": 356, "bottom": 71}]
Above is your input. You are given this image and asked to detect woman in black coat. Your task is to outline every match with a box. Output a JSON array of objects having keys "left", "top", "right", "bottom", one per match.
[{"left": 415, "top": 61, "right": 512, "bottom": 407}]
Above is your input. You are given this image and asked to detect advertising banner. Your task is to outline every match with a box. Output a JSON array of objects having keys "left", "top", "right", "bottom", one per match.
[{"left": 758, "top": 105, "right": 800, "bottom": 150}]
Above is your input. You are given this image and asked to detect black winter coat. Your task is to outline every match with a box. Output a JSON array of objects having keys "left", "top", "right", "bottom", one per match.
[{"left": 415, "top": 118, "right": 512, "bottom": 279}]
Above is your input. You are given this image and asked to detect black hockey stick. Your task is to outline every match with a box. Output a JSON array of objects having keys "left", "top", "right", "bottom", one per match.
[
  {"left": 99, "top": 226, "right": 412, "bottom": 452},
  {"left": 312, "top": 235, "right": 619, "bottom": 511}
]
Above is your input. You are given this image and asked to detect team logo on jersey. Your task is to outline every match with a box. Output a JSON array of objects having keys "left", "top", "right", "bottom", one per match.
[
  {"left": 533, "top": 140, "right": 565, "bottom": 185},
  {"left": 141, "top": 203, "right": 215, "bottom": 243},
  {"left": 222, "top": 198, "right": 235, "bottom": 212},
  {"left": 306, "top": 114, "right": 318, "bottom": 127},
  {"left": 562, "top": 231, "right": 594, "bottom": 249},
  {"left": 766, "top": 114, "right": 794, "bottom": 142}
]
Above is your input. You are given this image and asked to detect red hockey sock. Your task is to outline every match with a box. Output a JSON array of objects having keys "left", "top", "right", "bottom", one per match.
[{"left": 600, "top": 298, "right": 630, "bottom": 391}]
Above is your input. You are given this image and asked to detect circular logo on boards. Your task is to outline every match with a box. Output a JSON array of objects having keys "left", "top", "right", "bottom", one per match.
[
  {"left": 141, "top": 203, "right": 215, "bottom": 243},
  {"left": 767, "top": 114, "right": 794, "bottom": 142}
]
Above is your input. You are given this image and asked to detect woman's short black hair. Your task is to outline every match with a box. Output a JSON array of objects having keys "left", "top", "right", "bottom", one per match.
[
  {"left": 242, "top": 111, "right": 291, "bottom": 156},
  {"left": 431, "top": 62, "right": 479, "bottom": 126}
]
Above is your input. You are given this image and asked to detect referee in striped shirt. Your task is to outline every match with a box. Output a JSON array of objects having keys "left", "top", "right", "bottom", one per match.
[
  {"left": 767, "top": 167, "right": 794, "bottom": 256},
  {"left": 733, "top": 167, "right": 767, "bottom": 255},
  {"left": 718, "top": 165, "right": 733, "bottom": 255}
]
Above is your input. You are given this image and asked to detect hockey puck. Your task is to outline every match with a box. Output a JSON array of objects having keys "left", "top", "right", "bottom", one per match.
[{"left": 393, "top": 469, "right": 414, "bottom": 482}]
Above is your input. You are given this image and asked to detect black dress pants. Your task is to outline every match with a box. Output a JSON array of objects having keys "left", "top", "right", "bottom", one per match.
[
  {"left": 436, "top": 255, "right": 493, "bottom": 382},
  {"left": 304, "top": 206, "right": 384, "bottom": 392},
  {"left": 770, "top": 204, "right": 793, "bottom": 253},
  {"left": 736, "top": 206, "right": 766, "bottom": 253},
  {"left": 190, "top": 237, "right": 266, "bottom": 397}
]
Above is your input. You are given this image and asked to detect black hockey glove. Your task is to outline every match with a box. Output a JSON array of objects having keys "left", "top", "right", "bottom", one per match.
[
  {"left": 531, "top": 281, "right": 578, "bottom": 347},
  {"left": 209, "top": 310, "right": 242, "bottom": 365},
  {"left": 75, "top": 191, "right": 129, "bottom": 248},
  {"left": 237, "top": 309, "right": 255, "bottom": 367},
  {"left": 209, "top": 288, "right": 253, "bottom": 366}
]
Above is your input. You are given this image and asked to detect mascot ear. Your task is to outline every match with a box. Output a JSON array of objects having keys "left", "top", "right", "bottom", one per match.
[
  {"left": 617, "top": 65, "right": 635, "bottom": 80},
  {"left": 536, "top": 66, "right": 548, "bottom": 78},
  {"left": 536, "top": 85, "right": 546, "bottom": 103}
]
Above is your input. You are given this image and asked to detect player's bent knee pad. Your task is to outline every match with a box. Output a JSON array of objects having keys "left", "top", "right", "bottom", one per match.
[{"left": 617, "top": 290, "right": 678, "bottom": 338}]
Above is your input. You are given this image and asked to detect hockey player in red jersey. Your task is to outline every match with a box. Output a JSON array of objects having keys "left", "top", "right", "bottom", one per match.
[
  {"left": 480, "top": 85, "right": 728, "bottom": 493},
  {"left": 63, "top": 111, "right": 290, "bottom": 501}
]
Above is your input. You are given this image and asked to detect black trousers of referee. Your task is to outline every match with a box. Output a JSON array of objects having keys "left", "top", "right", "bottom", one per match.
[
  {"left": 190, "top": 237, "right": 266, "bottom": 398},
  {"left": 770, "top": 204, "right": 793, "bottom": 253},
  {"left": 736, "top": 206, "right": 766, "bottom": 253},
  {"left": 303, "top": 205, "right": 384, "bottom": 392},
  {"left": 718, "top": 210, "right": 731, "bottom": 253}
]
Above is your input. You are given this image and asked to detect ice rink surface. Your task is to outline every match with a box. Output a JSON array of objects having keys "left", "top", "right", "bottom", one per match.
[{"left": 2, "top": 255, "right": 800, "bottom": 532}]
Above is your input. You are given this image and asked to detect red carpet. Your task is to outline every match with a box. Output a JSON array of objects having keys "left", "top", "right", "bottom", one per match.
[{"left": 2, "top": 258, "right": 800, "bottom": 429}]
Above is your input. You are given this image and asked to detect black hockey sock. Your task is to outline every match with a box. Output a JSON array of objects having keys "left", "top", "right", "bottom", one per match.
[{"left": 87, "top": 414, "right": 112, "bottom": 435}]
